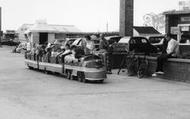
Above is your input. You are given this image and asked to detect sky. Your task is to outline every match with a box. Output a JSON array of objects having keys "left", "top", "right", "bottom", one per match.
[{"left": 0, "top": 0, "right": 181, "bottom": 32}]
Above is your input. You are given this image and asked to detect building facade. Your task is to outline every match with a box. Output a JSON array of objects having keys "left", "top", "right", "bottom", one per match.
[
  {"left": 17, "top": 22, "right": 81, "bottom": 44},
  {"left": 164, "top": 10, "right": 190, "bottom": 42}
]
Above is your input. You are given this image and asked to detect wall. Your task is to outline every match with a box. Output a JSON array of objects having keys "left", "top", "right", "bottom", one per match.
[
  {"left": 48, "top": 33, "right": 55, "bottom": 44},
  {"left": 166, "top": 13, "right": 190, "bottom": 34},
  {"left": 145, "top": 56, "right": 190, "bottom": 81},
  {"left": 133, "top": 29, "right": 139, "bottom": 36},
  {"left": 31, "top": 32, "right": 39, "bottom": 45}
]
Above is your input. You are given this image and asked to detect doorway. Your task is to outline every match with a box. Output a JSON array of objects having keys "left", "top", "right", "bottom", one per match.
[
  {"left": 180, "top": 31, "right": 190, "bottom": 43},
  {"left": 39, "top": 33, "right": 48, "bottom": 44}
]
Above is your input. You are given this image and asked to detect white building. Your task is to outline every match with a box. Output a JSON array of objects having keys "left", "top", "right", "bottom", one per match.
[
  {"left": 17, "top": 24, "right": 33, "bottom": 42},
  {"left": 17, "top": 22, "right": 81, "bottom": 44}
]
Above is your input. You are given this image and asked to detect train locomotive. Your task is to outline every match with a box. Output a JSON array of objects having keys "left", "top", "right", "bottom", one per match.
[{"left": 24, "top": 46, "right": 107, "bottom": 83}]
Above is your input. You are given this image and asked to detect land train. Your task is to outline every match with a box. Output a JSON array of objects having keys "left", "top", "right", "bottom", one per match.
[{"left": 24, "top": 52, "right": 107, "bottom": 83}]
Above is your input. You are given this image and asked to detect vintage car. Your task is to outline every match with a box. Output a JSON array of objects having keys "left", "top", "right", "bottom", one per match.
[
  {"left": 146, "top": 35, "right": 165, "bottom": 44},
  {"left": 112, "top": 36, "right": 158, "bottom": 54},
  {"left": 146, "top": 35, "right": 165, "bottom": 52},
  {"left": 105, "top": 36, "right": 122, "bottom": 44}
]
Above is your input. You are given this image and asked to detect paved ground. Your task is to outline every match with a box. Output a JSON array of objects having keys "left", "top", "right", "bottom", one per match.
[{"left": 0, "top": 46, "right": 190, "bottom": 119}]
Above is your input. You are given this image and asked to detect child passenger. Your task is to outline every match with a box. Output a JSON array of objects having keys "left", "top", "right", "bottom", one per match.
[
  {"left": 59, "top": 44, "right": 72, "bottom": 63},
  {"left": 64, "top": 45, "right": 77, "bottom": 63}
]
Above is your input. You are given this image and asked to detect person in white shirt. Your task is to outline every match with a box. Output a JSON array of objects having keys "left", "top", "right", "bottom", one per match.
[
  {"left": 81, "top": 35, "right": 95, "bottom": 55},
  {"left": 26, "top": 42, "right": 31, "bottom": 51},
  {"left": 59, "top": 44, "right": 72, "bottom": 63},
  {"left": 152, "top": 34, "right": 179, "bottom": 76}
]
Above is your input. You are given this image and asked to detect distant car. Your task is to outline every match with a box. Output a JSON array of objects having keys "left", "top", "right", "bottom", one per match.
[
  {"left": 1, "top": 38, "right": 20, "bottom": 46},
  {"left": 105, "top": 36, "right": 122, "bottom": 44}
]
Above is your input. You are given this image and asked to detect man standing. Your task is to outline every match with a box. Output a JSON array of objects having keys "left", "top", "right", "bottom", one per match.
[
  {"left": 99, "top": 34, "right": 112, "bottom": 74},
  {"left": 152, "top": 34, "right": 179, "bottom": 76}
]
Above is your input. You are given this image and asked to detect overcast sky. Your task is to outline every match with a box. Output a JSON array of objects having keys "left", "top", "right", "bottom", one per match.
[{"left": 0, "top": 0, "right": 180, "bottom": 32}]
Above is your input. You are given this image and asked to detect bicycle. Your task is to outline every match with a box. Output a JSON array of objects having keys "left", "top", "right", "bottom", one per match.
[
  {"left": 136, "top": 54, "right": 149, "bottom": 78},
  {"left": 118, "top": 53, "right": 149, "bottom": 79}
]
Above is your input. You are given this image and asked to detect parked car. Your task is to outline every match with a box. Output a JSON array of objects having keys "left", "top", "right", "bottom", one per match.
[
  {"left": 146, "top": 35, "right": 165, "bottom": 44},
  {"left": 105, "top": 36, "right": 122, "bottom": 44},
  {"left": 112, "top": 36, "right": 158, "bottom": 54},
  {"left": 145, "top": 35, "right": 165, "bottom": 52}
]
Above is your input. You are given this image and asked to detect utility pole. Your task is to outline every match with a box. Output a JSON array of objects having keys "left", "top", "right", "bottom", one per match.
[
  {"left": 120, "top": 0, "right": 133, "bottom": 36},
  {"left": 0, "top": 7, "right": 2, "bottom": 47},
  {"left": 106, "top": 21, "right": 108, "bottom": 32}
]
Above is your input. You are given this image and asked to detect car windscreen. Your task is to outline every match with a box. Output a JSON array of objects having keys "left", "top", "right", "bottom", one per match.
[
  {"left": 129, "top": 37, "right": 158, "bottom": 54},
  {"left": 118, "top": 37, "right": 130, "bottom": 43},
  {"left": 149, "top": 36, "right": 164, "bottom": 44}
]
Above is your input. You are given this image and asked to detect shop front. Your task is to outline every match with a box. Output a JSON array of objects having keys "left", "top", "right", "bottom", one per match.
[{"left": 164, "top": 11, "right": 190, "bottom": 42}]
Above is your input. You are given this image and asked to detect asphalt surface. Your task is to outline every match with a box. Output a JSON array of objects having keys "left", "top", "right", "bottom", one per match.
[{"left": 0, "top": 46, "right": 190, "bottom": 119}]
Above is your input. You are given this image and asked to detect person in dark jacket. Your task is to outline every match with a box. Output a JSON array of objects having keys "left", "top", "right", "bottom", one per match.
[{"left": 99, "top": 34, "right": 112, "bottom": 74}]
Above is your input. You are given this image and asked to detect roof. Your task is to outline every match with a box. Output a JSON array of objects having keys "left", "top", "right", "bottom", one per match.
[
  {"left": 17, "top": 24, "right": 33, "bottom": 33},
  {"left": 105, "top": 35, "right": 121, "bottom": 40},
  {"left": 163, "top": 10, "right": 190, "bottom": 15},
  {"left": 133, "top": 26, "right": 161, "bottom": 35},
  {"left": 25, "top": 23, "right": 81, "bottom": 33}
]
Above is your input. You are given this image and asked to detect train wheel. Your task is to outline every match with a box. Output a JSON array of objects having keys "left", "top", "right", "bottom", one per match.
[
  {"left": 77, "top": 72, "right": 86, "bottom": 83},
  {"left": 44, "top": 69, "right": 48, "bottom": 74},
  {"left": 67, "top": 70, "right": 72, "bottom": 80},
  {"left": 98, "top": 79, "right": 104, "bottom": 83},
  {"left": 65, "top": 70, "right": 70, "bottom": 79},
  {"left": 68, "top": 73, "right": 72, "bottom": 80},
  {"left": 77, "top": 72, "right": 82, "bottom": 82},
  {"left": 27, "top": 65, "right": 33, "bottom": 70}
]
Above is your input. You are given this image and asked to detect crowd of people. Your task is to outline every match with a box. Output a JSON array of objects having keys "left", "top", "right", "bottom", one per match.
[{"left": 25, "top": 34, "right": 113, "bottom": 74}]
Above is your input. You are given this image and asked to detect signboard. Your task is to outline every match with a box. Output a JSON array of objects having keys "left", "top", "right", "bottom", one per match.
[
  {"left": 180, "top": 26, "right": 189, "bottom": 31},
  {"left": 181, "top": 17, "right": 190, "bottom": 22},
  {"left": 179, "top": 1, "right": 190, "bottom": 10},
  {"left": 170, "top": 27, "right": 179, "bottom": 34},
  {"left": 143, "top": 13, "right": 165, "bottom": 34}
]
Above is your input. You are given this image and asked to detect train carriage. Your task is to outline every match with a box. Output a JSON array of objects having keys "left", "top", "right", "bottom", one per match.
[{"left": 25, "top": 52, "right": 107, "bottom": 83}]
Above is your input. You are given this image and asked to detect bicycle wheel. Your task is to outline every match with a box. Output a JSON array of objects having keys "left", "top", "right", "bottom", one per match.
[
  {"left": 127, "top": 56, "right": 138, "bottom": 76},
  {"left": 137, "top": 58, "right": 148, "bottom": 78}
]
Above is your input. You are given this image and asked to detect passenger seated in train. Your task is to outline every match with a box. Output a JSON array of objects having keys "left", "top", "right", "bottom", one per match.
[
  {"left": 58, "top": 44, "right": 72, "bottom": 63},
  {"left": 36, "top": 44, "right": 46, "bottom": 61},
  {"left": 64, "top": 45, "right": 85, "bottom": 64},
  {"left": 64, "top": 45, "right": 78, "bottom": 64},
  {"left": 44, "top": 43, "right": 54, "bottom": 62},
  {"left": 30, "top": 43, "right": 37, "bottom": 60},
  {"left": 74, "top": 46, "right": 85, "bottom": 59},
  {"left": 51, "top": 46, "right": 61, "bottom": 57}
]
